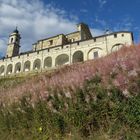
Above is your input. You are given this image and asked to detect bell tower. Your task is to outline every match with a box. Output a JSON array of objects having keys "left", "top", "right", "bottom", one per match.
[{"left": 6, "top": 27, "right": 21, "bottom": 57}]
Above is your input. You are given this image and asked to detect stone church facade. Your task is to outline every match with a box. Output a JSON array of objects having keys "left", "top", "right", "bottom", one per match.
[{"left": 0, "top": 23, "right": 133, "bottom": 76}]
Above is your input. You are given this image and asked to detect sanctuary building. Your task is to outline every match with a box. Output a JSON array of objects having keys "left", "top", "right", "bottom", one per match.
[{"left": 0, "top": 23, "right": 133, "bottom": 76}]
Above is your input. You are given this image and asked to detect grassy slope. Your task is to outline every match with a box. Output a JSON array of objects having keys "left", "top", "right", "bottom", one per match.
[{"left": 0, "top": 45, "right": 140, "bottom": 139}]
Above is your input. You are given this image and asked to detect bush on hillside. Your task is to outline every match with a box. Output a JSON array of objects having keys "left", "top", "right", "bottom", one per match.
[{"left": 0, "top": 75, "right": 139, "bottom": 140}]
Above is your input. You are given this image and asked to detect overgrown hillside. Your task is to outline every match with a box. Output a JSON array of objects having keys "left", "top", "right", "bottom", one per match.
[{"left": 0, "top": 45, "right": 140, "bottom": 140}]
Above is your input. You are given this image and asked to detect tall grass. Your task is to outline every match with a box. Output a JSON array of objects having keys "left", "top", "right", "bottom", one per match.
[
  {"left": 0, "top": 45, "right": 140, "bottom": 139},
  {"left": 0, "top": 75, "right": 139, "bottom": 140},
  {"left": 0, "top": 45, "right": 140, "bottom": 104}
]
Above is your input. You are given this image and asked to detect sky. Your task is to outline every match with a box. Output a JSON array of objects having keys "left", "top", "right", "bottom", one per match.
[{"left": 0, "top": 0, "right": 140, "bottom": 57}]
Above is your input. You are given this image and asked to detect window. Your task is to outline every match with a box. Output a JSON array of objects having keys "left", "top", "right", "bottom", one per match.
[
  {"left": 114, "top": 34, "right": 117, "bottom": 38},
  {"left": 11, "top": 38, "right": 13, "bottom": 43},
  {"left": 93, "top": 51, "right": 98, "bottom": 59},
  {"left": 49, "top": 40, "right": 53, "bottom": 45}
]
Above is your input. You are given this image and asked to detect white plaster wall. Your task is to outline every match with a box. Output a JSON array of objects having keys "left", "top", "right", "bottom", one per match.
[{"left": 0, "top": 32, "right": 133, "bottom": 77}]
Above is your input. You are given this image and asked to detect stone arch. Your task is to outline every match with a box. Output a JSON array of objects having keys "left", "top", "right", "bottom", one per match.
[
  {"left": 0, "top": 65, "right": 5, "bottom": 76},
  {"left": 24, "top": 61, "right": 31, "bottom": 72},
  {"left": 33, "top": 59, "right": 41, "bottom": 70},
  {"left": 6, "top": 64, "right": 13, "bottom": 75},
  {"left": 55, "top": 54, "right": 69, "bottom": 66},
  {"left": 111, "top": 43, "right": 124, "bottom": 52},
  {"left": 72, "top": 50, "right": 84, "bottom": 63},
  {"left": 87, "top": 47, "right": 102, "bottom": 60},
  {"left": 15, "top": 62, "right": 21, "bottom": 73},
  {"left": 44, "top": 57, "right": 52, "bottom": 68}
]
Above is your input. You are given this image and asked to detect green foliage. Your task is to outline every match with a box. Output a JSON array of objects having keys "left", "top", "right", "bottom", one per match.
[
  {"left": 0, "top": 75, "right": 140, "bottom": 139},
  {"left": 0, "top": 77, "right": 26, "bottom": 89}
]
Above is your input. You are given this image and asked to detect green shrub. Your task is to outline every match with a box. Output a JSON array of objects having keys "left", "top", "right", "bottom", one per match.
[{"left": 0, "top": 75, "right": 140, "bottom": 139}]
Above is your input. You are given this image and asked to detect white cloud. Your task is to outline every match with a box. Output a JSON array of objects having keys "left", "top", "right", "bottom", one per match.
[
  {"left": 0, "top": 0, "right": 78, "bottom": 56},
  {"left": 99, "top": 0, "right": 107, "bottom": 8},
  {"left": 95, "top": 16, "right": 108, "bottom": 28},
  {"left": 91, "top": 29, "right": 104, "bottom": 37},
  {"left": 0, "top": 0, "right": 104, "bottom": 57},
  {"left": 113, "top": 17, "right": 134, "bottom": 31},
  {"left": 0, "top": 37, "right": 7, "bottom": 56},
  {"left": 80, "top": 9, "right": 88, "bottom": 13}
]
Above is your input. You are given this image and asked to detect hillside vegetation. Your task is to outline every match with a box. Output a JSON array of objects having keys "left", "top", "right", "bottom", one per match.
[{"left": 0, "top": 45, "right": 140, "bottom": 140}]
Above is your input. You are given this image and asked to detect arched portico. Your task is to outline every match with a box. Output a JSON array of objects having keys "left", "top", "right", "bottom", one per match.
[
  {"left": 55, "top": 54, "right": 69, "bottom": 66},
  {"left": 15, "top": 62, "right": 21, "bottom": 73},
  {"left": 24, "top": 61, "right": 31, "bottom": 72},
  {"left": 111, "top": 43, "right": 124, "bottom": 52},
  {"left": 72, "top": 50, "right": 84, "bottom": 63},
  {"left": 33, "top": 59, "right": 41, "bottom": 70},
  {"left": 6, "top": 64, "right": 13, "bottom": 75},
  {"left": 44, "top": 57, "right": 52, "bottom": 68},
  {"left": 87, "top": 47, "right": 103, "bottom": 60}
]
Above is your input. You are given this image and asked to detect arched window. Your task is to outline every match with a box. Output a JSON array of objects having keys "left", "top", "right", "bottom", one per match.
[
  {"left": 33, "top": 59, "right": 41, "bottom": 70},
  {"left": 44, "top": 57, "right": 52, "bottom": 68},
  {"left": 11, "top": 38, "right": 14, "bottom": 43},
  {"left": 87, "top": 47, "right": 102, "bottom": 60},
  {"left": 55, "top": 54, "right": 69, "bottom": 66},
  {"left": 111, "top": 43, "right": 124, "bottom": 52},
  {"left": 72, "top": 51, "right": 84, "bottom": 63},
  {"left": 6, "top": 64, "right": 13, "bottom": 75},
  {"left": 24, "top": 61, "right": 31, "bottom": 72},
  {"left": 14, "top": 62, "right": 21, "bottom": 73}
]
